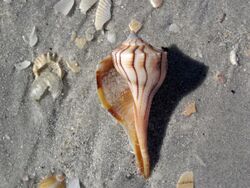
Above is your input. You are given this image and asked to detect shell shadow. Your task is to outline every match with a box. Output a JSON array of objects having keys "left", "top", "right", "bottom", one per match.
[{"left": 148, "top": 45, "right": 209, "bottom": 171}]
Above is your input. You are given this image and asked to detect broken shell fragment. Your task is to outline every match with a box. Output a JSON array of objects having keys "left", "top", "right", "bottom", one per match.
[
  {"left": 15, "top": 60, "right": 31, "bottom": 70},
  {"left": 30, "top": 71, "right": 63, "bottom": 100},
  {"left": 176, "top": 171, "right": 194, "bottom": 188},
  {"left": 29, "top": 26, "right": 38, "bottom": 47},
  {"left": 182, "top": 101, "right": 197, "bottom": 117},
  {"left": 74, "top": 37, "right": 87, "bottom": 49},
  {"left": 149, "top": 0, "right": 163, "bottom": 8},
  {"left": 95, "top": 0, "right": 112, "bottom": 30},
  {"left": 230, "top": 47, "right": 238, "bottom": 65},
  {"left": 129, "top": 19, "right": 142, "bottom": 33},
  {"left": 96, "top": 32, "right": 167, "bottom": 178},
  {"left": 66, "top": 60, "right": 81, "bottom": 73},
  {"left": 54, "top": 0, "right": 75, "bottom": 16},
  {"left": 79, "top": 0, "right": 98, "bottom": 14},
  {"left": 38, "top": 174, "right": 66, "bottom": 188},
  {"left": 106, "top": 31, "right": 116, "bottom": 43},
  {"left": 33, "top": 52, "right": 64, "bottom": 79}
]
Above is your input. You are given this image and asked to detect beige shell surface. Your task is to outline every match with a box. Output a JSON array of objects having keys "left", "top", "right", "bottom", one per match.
[
  {"left": 176, "top": 171, "right": 194, "bottom": 188},
  {"left": 79, "top": 0, "right": 98, "bottom": 14},
  {"left": 38, "top": 174, "right": 66, "bottom": 188},
  {"left": 95, "top": 0, "right": 112, "bottom": 30},
  {"left": 33, "top": 52, "right": 64, "bottom": 79},
  {"left": 96, "top": 32, "right": 167, "bottom": 178}
]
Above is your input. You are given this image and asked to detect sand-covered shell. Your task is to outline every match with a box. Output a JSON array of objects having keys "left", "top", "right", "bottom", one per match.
[
  {"left": 33, "top": 52, "right": 64, "bottom": 79},
  {"left": 38, "top": 174, "right": 66, "bottom": 188},
  {"left": 30, "top": 71, "right": 63, "bottom": 100},
  {"left": 149, "top": 0, "right": 163, "bottom": 8},
  {"left": 31, "top": 52, "right": 64, "bottom": 101},
  {"left": 96, "top": 32, "right": 167, "bottom": 178},
  {"left": 79, "top": 0, "right": 98, "bottom": 14},
  {"left": 95, "top": 0, "right": 112, "bottom": 30}
]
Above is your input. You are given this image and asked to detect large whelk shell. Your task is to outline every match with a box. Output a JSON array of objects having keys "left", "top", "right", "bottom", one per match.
[
  {"left": 96, "top": 32, "right": 167, "bottom": 178},
  {"left": 95, "top": 0, "right": 112, "bottom": 30}
]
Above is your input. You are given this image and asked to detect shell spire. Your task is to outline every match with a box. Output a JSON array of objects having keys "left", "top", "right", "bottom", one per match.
[{"left": 96, "top": 32, "right": 167, "bottom": 178}]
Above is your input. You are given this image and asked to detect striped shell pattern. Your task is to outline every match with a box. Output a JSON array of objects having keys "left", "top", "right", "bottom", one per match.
[{"left": 96, "top": 32, "right": 167, "bottom": 178}]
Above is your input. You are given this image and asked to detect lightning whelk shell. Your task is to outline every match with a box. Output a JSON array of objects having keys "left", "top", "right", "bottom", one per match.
[
  {"left": 96, "top": 32, "right": 167, "bottom": 178},
  {"left": 95, "top": 0, "right": 112, "bottom": 30}
]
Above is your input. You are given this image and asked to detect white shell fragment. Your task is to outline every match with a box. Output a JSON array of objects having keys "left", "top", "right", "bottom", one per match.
[
  {"left": 106, "top": 31, "right": 116, "bottom": 43},
  {"left": 67, "top": 177, "right": 80, "bottom": 188},
  {"left": 230, "top": 46, "right": 238, "bottom": 65},
  {"left": 3, "top": 0, "right": 12, "bottom": 4},
  {"left": 54, "top": 0, "right": 75, "bottom": 16},
  {"left": 149, "top": 0, "right": 163, "bottom": 8},
  {"left": 15, "top": 60, "right": 31, "bottom": 70},
  {"left": 95, "top": 0, "right": 112, "bottom": 30},
  {"left": 129, "top": 19, "right": 142, "bottom": 33},
  {"left": 30, "top": 71, "right": 63, "bottom": 100},
  {"left": 79, "top": 0, "right": 98, "bottom": 14},
  {"left": 29, "top": 26, "right": 38, "bottom": 47}
]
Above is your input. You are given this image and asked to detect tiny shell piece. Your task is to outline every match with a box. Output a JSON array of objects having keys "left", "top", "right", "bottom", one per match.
[
  {"left": 106, "top": 31, "right": 116, "bottom": 43},
  {"left": 176, "top": 171, "right": 194, "bottom": 188},
  {"left": 38, "top": 174, "right": 66, "bottom": 188},
  {"left": 182, "top": 101, "right": 197, "bottom": 117},
  {"left": 149, "top": 0, "right": 163, "bottom": 8},
  {"left": 79, "top": 0, "right": 98, "bottom": 14},
  {"left": 129, "top": 19, "right": 142, "bottom": 33},
  {"left": 95, "top": 0, "right": 112, "bottom": 30},
  {"left": 74, "top": 37, "right": 87, "bottom": 49},
  {"left": 230, "top": 48, "right": 238, "bottom": 65},
  {"left": 66, "top": 61, "right": 81, "bottom": 73},
  {"left": 29, "top": 26, "right": 38, "bottom": 47},
  {"left": 67, "top": 177, "right": 80, "bottom": 188},
  {"left": 15, "top": 60, "right": 31, "bottom": 70},
  {"left": 54, "top": 0, "right": 75, "bottom": 16},
  {"left": 214, "top": 71, "right": 226, "bottom": 84}
]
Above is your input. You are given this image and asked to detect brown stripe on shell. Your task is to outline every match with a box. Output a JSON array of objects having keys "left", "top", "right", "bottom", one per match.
[
  {"left": 108, "top": 107, "right": 122, "bottom": 122},
  {"left": 113, "top": 44, "right": 126, "bottom": 74},
  {"left": 130, "top": 46, "right": 139, "bottom": 99},
  {"left": 141, "top": 45, "right": 148, "bottom": 107},
  {"left": 118, "top": 43, "right": 132, "bottom": 84}
]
